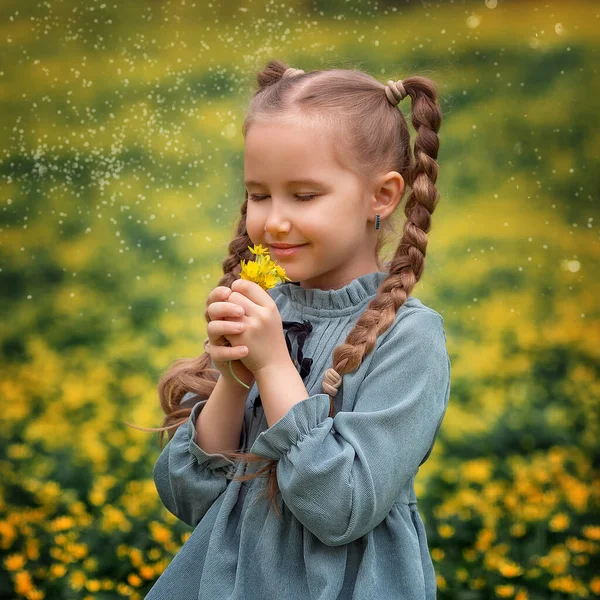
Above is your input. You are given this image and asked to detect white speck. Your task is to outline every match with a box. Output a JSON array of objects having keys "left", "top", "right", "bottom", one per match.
[{"left": 566, "top": 260, "right": 580, "bottom": 273}]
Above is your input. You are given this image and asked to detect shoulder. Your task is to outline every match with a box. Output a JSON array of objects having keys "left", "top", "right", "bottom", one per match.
[
  {"left": 372, "top": 297, "right": 448, "bottom": 360},
  {"left": 387, "top": 296, "right": 445, "bottom": 336}
]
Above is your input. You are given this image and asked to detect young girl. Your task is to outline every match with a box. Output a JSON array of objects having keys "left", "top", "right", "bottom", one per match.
[{"left": 145, "top": 60, "right": 451, "bottom": 599}]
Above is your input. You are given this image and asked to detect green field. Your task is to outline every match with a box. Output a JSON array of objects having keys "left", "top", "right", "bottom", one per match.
[{"left": 1, "top": 0, "right": 598, "bottom": 598}]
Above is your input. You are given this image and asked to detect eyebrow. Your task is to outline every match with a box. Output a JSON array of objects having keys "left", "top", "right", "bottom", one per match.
[{"left": 244, "top": 178, "right": 327, "bottom": 187}]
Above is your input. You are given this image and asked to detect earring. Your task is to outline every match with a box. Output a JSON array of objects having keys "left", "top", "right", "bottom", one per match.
[{"left": 375, "top": 214, "right": 381, "bottom": 230}]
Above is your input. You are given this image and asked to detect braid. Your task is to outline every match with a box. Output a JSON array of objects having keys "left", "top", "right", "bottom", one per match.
[
  {"left": 325, "top": 76, "right": 442, "bottom": 418},
  {"left": 130, "top": 62, "right": 443, "bottom": 523}
]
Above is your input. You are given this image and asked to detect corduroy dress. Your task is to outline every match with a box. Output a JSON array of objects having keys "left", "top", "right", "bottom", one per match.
[{"left": 147, "top": 270, "right": 452, "bottom": 599}]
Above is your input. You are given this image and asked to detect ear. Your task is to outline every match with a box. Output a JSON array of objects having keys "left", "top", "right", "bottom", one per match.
[{"left": 371, "top": 171, "right": 404, "bottom": 221}]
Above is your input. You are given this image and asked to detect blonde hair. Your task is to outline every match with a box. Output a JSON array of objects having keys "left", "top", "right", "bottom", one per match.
[{"left": 128, "top": 59, "right": 443, "bottom": 520}]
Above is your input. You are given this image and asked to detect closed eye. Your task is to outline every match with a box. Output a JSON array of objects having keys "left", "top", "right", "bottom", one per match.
[{"left": 248, "top": 194, "right": 318, "bottom": 202}]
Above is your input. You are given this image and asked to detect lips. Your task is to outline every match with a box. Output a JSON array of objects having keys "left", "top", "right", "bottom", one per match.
[{"left": 269, "top": 244, "right": 307, "bottom": 257}]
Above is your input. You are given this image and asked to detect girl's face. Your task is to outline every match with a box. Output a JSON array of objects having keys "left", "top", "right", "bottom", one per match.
[{"left": 244, "top": 120, "right": 382, "bottom": 291}]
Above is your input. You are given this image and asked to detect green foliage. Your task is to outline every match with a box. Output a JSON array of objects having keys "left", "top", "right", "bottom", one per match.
[{"left": 0, "top": 0, "right": 598, "bottom": 598}]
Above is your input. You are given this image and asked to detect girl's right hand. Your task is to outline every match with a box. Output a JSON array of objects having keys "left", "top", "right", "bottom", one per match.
[{"left": 205, "top": 285, "right": 255, "bottom": 390}]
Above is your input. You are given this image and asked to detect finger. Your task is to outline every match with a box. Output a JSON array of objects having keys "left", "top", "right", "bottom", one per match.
[
  {"left": 226, "top": 291, "right": 255, "bottom": 315},
  {"left": 210, "top": 344, "right": 248, "bottom": 362},
  {"left": 230, "top": 278, "right": 273, "bottom": 308},
  {"left": 207, "top": 301, "right": 246, "bottom": 321},
  {"left": 207, "top": 286, "right": 231, "bottom": 305},
  {"left": 207, "top": 320, "right": 245, "bottom": 339}
]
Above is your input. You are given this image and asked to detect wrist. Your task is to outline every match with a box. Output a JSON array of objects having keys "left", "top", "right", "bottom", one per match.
[
  {"left": 220, "top": 372, "right": 253, "bottom": 397},
  {"left": 254, "top": 360, "right": 294, "bottom": 385}
]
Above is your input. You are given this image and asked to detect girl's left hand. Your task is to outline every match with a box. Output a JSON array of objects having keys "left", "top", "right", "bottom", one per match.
[{"left": 223, "top": 278, "right": 289, "bottom": 375}]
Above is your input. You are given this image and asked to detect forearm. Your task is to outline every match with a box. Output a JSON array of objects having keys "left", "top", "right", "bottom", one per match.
[
  {"left": 195, "top": 375, "right": 250, "bottom": 455},
  {"left": 254, "top": 359, "right": 310, "bottom": 428}
]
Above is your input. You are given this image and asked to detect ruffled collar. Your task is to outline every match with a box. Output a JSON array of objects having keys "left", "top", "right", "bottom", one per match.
[{"left": 272, "top": 270, "right": 391, "bottom": 313}]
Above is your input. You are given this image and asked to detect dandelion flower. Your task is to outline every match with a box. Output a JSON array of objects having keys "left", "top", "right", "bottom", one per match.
[
  {"left": 227, "top": 245, "right": 291, "bottom": 386},
  {"left": 239, "top": 245, "right": 291, "bottom": 290}
]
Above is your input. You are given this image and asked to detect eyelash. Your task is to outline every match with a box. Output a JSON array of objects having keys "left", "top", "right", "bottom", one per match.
[{"left": 248, "top": 194, "right": 317, "bottom": 202}]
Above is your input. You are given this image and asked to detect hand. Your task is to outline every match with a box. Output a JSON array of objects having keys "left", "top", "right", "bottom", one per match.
[
  {"left": 205, "top": 285, "right": 255, "bottom": 389},
  {"left": 225, "top": 278, "right": 289, "bottom": 375}
]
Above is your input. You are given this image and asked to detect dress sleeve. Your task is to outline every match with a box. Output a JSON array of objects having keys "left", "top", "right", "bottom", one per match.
[
  {"left": 153, "top": 394, "right": 245, "bottom": 528},
  {"left": 249, "top": 309, "right": 451, "bottom": 547}
]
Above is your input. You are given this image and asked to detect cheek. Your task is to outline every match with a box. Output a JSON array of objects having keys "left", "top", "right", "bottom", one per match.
[{"left": 244, "top": 211, "right": 261, "bottom": 238}]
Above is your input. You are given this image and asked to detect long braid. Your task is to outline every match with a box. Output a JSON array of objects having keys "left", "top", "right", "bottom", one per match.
[
  {"left": 323, "top": 77, "right": 441, "bottom": 421},
  {"left": 132, "top": 61, "right": 443, "bottom": 522}
]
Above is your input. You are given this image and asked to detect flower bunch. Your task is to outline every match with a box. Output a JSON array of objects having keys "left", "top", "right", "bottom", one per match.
[
  {"left": 239, "top": 244, "right": 291, "bottom": 290},
  {"left": 227, "top": 244, "right": 291, "bottom": 387}
]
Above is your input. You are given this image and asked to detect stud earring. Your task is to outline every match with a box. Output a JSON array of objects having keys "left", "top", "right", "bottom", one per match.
[{"left": 375, "top": 214, "right": 381, "bottom": 230}]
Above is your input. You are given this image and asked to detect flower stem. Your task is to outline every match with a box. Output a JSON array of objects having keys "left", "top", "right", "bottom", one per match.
[{"left": 227, "top": 360, "right": 251, "bottom": 389}]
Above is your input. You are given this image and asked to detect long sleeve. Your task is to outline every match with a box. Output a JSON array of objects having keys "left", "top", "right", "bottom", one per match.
[
  {"left": 249, "top": 309, "right": 451, "bottom": 547},
  {"left": 153, "top": 395, "right": 244, "bottom": 528}
]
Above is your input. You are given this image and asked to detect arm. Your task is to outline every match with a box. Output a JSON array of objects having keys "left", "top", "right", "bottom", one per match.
[
  {"left": 249, "top": 309, "right": 451, "bottom": 547},
  {"left": 195, "top": 374, "right": 251, "bottom": 454},
  {"left": 153, "top": 378, "right": 250, "bottom": 527},
  {"left": 254, "top": 361, "right": 309, "bottom": 428}
]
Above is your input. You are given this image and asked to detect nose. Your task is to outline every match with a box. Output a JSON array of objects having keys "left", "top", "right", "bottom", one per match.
[{"left": 264, "top": 202, "right": 292, "bottom": 235}]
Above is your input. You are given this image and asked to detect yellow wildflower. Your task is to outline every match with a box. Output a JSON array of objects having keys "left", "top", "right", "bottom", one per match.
[
  {"left": 248, "top": 243, "right": 269, "bottom": 256},
  {"left": 139, "top": 565, "right": 155, "bottom": 580},
  {"left": 69, "top": 570, "right": 87, "bottom": 591},
  {"left": 227, "top": 244, "right": 291, "bottom": 388},
  {"left": 127, "top": 573, "right": 143, "bottom": 587},
  {"left": 590, "top": 577, "right": 600, "bottom": 594},
  {"left": 498, "top": 560, "right": 524, "bottom": 578},
  {"left": 239, "top": 245, "right": 291, "bottom": 291},
  {"left": 438, "top": 523, "right": 455, "bottom": 538},
  {"left": 4, "top": 553, "right": 26, "bottom": 571},
  {"left": 549, "top": 513, "right": 570, "bottom": 532},
  {"left": 431, "top": 548, "right": 445, "bottom": 562},
  {"left": 583, "top": 525, "right": 600, "bottom": 540},
  {"left": 85, "top": 579, "right": 102, "bottom": 592}
]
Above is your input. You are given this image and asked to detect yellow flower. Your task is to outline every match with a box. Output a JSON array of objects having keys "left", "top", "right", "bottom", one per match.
[
  {"left": 498, "top": 560, "right": 524, "bottom": 578},
  {"left": 590, "top": 577, "right": 600, "bottom": 594},
  {"left": 495, "top": 584, "right": 515, "bottom": 597},
  {"left": 248, "top": 243, "right": 270, "bottom": 256},
  {"left": 4, "top": 553, "right": 26, "bottom": 571},
  {"left": 549, "top": 513, "right": 570, "bottom": 532},
  {"left": 239, "top": 245, "right": 291, "bottom": 291},
  {"left": 438, "top": 523, "right": 455, "bottom": 538},
  {"left": 583, "top": 525, "right": 600, "bottom": 540},
  {"left": 15, "top": 571, "right": 35, "bottom": 595},
  {"left": 226, "top": 244, "right": 292, "bottom": 389}
]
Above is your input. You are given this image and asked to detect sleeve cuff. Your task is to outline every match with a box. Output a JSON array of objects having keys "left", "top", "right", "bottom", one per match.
[
  {"left": 249, "top": 394, "right": 332, "bottom": 460},
  {"left": 187, "top": 400, "right": 238, "bottom": 473}
]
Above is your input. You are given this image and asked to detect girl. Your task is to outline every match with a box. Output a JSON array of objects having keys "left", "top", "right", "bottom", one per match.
[{"left": 145, "top": 60, "right": 451, "bottom": 599}]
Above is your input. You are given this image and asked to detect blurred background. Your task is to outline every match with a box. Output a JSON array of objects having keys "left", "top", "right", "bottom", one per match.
[{"left": 1, "top": 0, "right": 598, "bottom": 598}]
